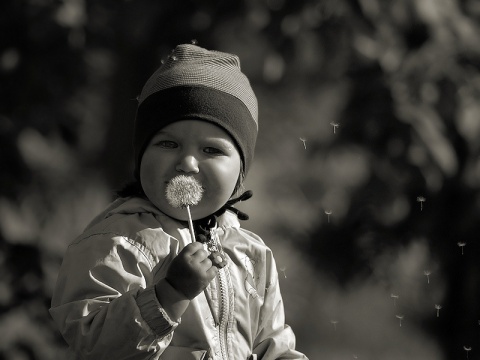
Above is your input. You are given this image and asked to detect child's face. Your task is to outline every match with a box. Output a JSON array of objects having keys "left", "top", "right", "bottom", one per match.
[{"left": 140, "top": 120, "right": 242, "bottom": 221}]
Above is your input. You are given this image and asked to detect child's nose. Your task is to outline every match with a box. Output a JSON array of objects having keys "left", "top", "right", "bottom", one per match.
[{"left": 175, "top": 155, "right": 199, "bottom": 173}]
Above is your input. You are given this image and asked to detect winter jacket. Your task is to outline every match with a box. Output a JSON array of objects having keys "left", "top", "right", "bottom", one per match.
[{"left": 50, "top": 196, "right": 308, "bottom": 360}]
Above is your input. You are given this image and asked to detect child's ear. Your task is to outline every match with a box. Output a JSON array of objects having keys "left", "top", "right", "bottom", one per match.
[
  {"left": 232, "top": 180, "right": 244, "bottom": 198},
  {"left": 232, "top": 166, "right": 245, "bottom": 197}
]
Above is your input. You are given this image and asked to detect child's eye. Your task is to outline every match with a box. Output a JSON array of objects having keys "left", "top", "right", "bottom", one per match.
[
  {"left": 204, "top": 147, "right": 224, "bottom": 155},
  {"left": 155, "top": 140, "right": 178, "bottom": 149}
]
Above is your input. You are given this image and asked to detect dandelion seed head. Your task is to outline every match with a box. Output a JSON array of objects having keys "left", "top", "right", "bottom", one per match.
[{"left": 165, "top": 175, "right": 203, "bottom": 208}]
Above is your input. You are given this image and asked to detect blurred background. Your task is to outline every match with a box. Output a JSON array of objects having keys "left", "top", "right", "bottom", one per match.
[{"left": 1, "top": 0, "right": 480, "bottom": 359}]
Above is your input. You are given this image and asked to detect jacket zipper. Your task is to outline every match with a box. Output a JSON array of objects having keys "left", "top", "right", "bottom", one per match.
[
  {"left": 211, "top": 227, "right": 231, "bottom": 360},
  {"left": 218, "top": 267, "right": 229, "bottom": 360}
]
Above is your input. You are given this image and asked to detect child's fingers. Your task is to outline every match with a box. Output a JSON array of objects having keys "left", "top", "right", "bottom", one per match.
[
  {"left": 200, "top": 256, "right": 218, "bottom": 277},
  {"left": 190, "top": 248, "right": 210, "bottom": 262},
  {"left": 205, "top": 264, "right": 218, "bottom": 278},
  {"left": 199, "top": 256, "right": 213, "bottom": 268},
  {"left": 181, "top": 241, "right": 204, "bottom": 255},
  {"left": 166, "top": 247, "right": 218, "bottom": 299}
]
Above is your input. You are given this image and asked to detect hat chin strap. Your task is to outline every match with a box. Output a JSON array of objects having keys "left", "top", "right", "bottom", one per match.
[
  {"left": 194, "top": 189, "right": 253, "bottom": 239},
  {"left": 214, "top": 190, "right": 253, "bottom": 221}
]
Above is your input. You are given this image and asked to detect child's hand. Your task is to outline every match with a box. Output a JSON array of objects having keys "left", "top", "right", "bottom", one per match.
[{"left": 165, "top": 242, "right": 218, "bottom": 300}]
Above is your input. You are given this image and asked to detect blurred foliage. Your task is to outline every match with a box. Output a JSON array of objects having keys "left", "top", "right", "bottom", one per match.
[{"left": 2, "top": 0, "right": 480, "bottom": 359}]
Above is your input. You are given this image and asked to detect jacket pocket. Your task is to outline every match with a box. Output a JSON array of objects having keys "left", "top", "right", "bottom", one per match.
[{"left": 161, "top": 346, "right": 208, "bottom": 360}]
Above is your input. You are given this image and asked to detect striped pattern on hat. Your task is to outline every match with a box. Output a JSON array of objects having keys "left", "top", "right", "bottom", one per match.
[
  {"left": 133, "top": 44, "right": 258, "bottom": 179},
  {"left": 138, "top": 45, "right": 258, "bottom": 122}
]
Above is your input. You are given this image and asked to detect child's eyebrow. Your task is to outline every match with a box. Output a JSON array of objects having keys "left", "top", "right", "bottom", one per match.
[
  {"left": 205, "top": 137, "right": 235, "bottom": 149},
  {"left": 151, "top": 130, "right": 173, "bottom": 138},
  {"left": 150, "top": 130, "right": 235, "bottom": 149}
]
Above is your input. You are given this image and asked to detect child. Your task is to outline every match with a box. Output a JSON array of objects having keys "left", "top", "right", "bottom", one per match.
[{"left": 50, "top": 43, "right": 308, "bottom": 360}]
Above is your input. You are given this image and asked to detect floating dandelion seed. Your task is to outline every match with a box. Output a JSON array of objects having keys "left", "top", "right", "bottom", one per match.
[
  {"left": 464, "top": 346, "right": 472, "bottom": 359},
  {"left": 395, "top": 314, "right": 404, "bottom": 327},
  {"left": 391, "top": 293, "right": 399, "bottom": 307},
  {"left": 166, "top": 175, "right": 204, "bottom": 241},
  {"left": 330, "top": 320, "right": 339, "bottom": 331},
  {"left": 416, "top": 196, "right": 426, "bottom": 211},
  {"left": 191, "top": 39, "right": 198, "bottom": 45},
  {"left": 424, "top": 270, "right": 432, "bottom": 284},
  {"left": 457, "top": 242, "right": 467, "bottom": 255},
  {"left": 435, "top": 304, "right": 442, "bottom": 317},
  {"left": 299, "top": 137, "right": 307, "bottom": 150},
  {"left": 279, "top": 266, "right": 287, "bottom": 279},
  {"left": 330, "top": 122, "right": 340, "bottom": 134},
  {"left": 325, "top": 210, "right": 333, "bottom": 223}
]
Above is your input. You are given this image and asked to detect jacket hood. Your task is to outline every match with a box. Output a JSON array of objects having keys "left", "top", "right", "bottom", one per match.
[{"left": 85, "top": 196, "right": 241, "bottom": 232}]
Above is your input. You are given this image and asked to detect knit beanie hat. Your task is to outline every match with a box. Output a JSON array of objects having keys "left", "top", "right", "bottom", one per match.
[{"left": 133, "top": 43, "right": 258, "bottom": 180}]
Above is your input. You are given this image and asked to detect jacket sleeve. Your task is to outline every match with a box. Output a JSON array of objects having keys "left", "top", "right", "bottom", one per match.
[
  {"left": 49, "top": 233, "right": 177, "bottom": 360},
  {"left": 252, "top": 252, "right": 309, "bottom": 360}
]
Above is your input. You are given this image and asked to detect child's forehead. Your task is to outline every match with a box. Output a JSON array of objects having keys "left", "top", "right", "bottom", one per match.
[{"left": 155, "top": 119, "right": 232, "bottom": 138}]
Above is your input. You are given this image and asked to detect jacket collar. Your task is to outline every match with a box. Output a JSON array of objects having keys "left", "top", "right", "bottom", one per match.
[{"left": 97, "top": 196, "right": 241, "bottom": 229}]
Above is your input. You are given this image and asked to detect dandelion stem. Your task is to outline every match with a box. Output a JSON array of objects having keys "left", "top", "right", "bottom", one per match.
[{"left": 186, "top": 205, "right": 196, "bottom": 243}]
